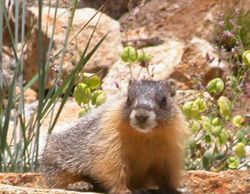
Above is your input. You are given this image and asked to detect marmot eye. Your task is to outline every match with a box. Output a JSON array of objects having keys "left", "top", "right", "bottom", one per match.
[{"left": 160, "top": 96, "right": 167, "bottom": 108}]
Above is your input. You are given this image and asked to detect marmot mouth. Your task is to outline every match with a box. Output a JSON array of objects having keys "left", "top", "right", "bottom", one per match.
[
  {"left": 130, "top": 109, "right": 157, "bottom": 133},
  {"left": 131, "top": 124, "right": 154, "bottom": 133},
  {"left": 130, "top": 116, "right": 157, "bottom": 133}
]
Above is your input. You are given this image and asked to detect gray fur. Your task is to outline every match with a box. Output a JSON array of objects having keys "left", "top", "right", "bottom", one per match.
[{"left": 42, "top": 105, "right": 105, "bottom": 187}]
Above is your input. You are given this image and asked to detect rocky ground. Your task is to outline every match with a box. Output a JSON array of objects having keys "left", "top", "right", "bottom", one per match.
[
  {"left": 0, "top": 170, "right": 250, "bottom": 194},
  {"left": 2, "top": 0, "right": 250, "bottom": 193}
]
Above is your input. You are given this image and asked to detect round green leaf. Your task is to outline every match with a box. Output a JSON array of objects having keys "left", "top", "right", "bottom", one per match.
[
  {"left": 194, "top": 97, "right": 207, "bottom": 112},
  {"left": 235, "top": 142, "right": 246, "bottom": 157},
  {"left": 191, "top": 121, "right": 200, "bottom": 133},
  {"left": 183, "top": 101, "right": 199, "bottom": 118},
  {"left": 212, "top": 117, "right": 223, "bottom": 126},
  {"left": 138, "top": 52, "right": 152, "bottom": 63},
  {"left": 232, "top": 115, "right": 244, "bottom": 127},
  {"left": 202, "top": 117, "right": 212, "bottom": 132},
  {"left": 227, "top": 157, "right": 240, "bottom": 169},
  {"left": 207, "top": 78, "right": 224, "bottom": 93},
  {"left": 96, "top": 92, "right": 107, "bottom": 106},
  {"left": 216, "top": 132, "right": 228, "bottom": 146},
  {"left": 211, "top": 126, "right": 222, "bottom": 135},
  {"left": 218, "top": 96, "right": 232, "bottom": 119},
  {"left": 243, "top": 50, "right": 250, "bottom": 68},
  {"left": 121, "top": 46, "right": 138, "bottom": 62},
  {"left": 89, "top": 75, "right": 101, "bottom": 89},
  {"left": 74, "top": 83, "right": 91, "bottom": 105}
]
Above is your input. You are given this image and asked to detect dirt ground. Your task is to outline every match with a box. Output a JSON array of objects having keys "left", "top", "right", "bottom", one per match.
[{"left": 0, "top": 170, "right": 250, "bottom": 194}]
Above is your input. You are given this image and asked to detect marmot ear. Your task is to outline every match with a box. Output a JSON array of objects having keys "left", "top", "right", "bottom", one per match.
[{"left": 166, "top": 79, "right": 176, "bottom": 97}]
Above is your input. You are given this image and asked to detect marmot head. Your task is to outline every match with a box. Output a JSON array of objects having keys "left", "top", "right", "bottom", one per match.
[{"left": 122, "top": 79, "right": 177, "bottom": 133}]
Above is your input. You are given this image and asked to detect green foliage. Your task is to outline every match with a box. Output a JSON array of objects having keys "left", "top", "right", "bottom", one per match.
[
  {"left": 120, "top": 45, "right": 152, "bottom": 77},
  {"left": 184, "top": 57, "right": 250, "bottom": 171},
  {"left": 207, "top": 78, "right": 224, "bottom": 93},
  {"left": 137, "top": 52, "right": 152, "bottom": 63},
  {"left": 74, "top": 83, "right": 92, "bottom": 105},
  {"left": 74, "top": 73, "right": 107, "bottom": 117},
  {"left": 0, "top": 0, "right": 106, "bottom": 172},
  {"left": 183, "top": 3, "right": 250, "bottom": 171},
  {"left": 121, "top": 46, "right": 138, "bottom": 63},
  {"left": 243, "top": 50, "right": 250, "bottom": 68}
]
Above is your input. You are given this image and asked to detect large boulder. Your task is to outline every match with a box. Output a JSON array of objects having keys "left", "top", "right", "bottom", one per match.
[
  {"left": 119, "top": 0, "right": 218, "bottom": 41},
  {"left": 25, "top": 7, "right": 123, "bottom": 90}
]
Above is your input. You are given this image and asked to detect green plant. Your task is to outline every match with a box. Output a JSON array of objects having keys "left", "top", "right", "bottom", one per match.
[
  {"left": 74, "top": 73, "right": 107, "bottom": 117},
  {"left": 183, "top": 48, "right": 250, "bottom": 170},
  {"left": 181, "top": 2, "right": 250, "bottom": 171},
  {"left": 0, "top": 0, "right": 106, "bottom": 172}
]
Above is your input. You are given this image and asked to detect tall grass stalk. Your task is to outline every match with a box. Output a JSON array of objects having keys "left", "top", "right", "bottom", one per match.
[
  {"left": 0, "top": 0, "right": 4, "bottom": 146},
  {"left": 0, "top": 0, "right": 106, "bottom": 172}
]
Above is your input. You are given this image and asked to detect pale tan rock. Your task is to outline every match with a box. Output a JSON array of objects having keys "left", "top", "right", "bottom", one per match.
[
  {"left": 0, "top": 183, "right": 95, "bottom": 194},
  {"left": 102, "top": 39, "right": 185, "bottom": 96},
  {"left": 25, "top": 7, "right": 123, "bottom": 90},
  {"left": 16, "top": 88, "right": 38, "bottom": 103}
]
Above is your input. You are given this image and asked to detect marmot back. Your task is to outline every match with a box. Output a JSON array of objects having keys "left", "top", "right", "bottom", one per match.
[{"left": 42, "top": 79, "right": 189, "bottom": 194}]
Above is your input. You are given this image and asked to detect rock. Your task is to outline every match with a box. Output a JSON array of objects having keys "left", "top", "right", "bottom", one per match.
[
  {"left": 102, "top": 39, "right": 185, "bottom": 96},
  {"left": 16, "top": 88, "right": 38, "bottom": 103},
  {"left": 1, "top": 50, "right": 15, "bottom": 97},
  {"left": 196, "top": 5, "right": 218, "bottom": 43},
  {"left": 3, "top": 1, "right": 35, "bottom": 46},
  {"left": 1, "top": 170, "right": 250, "bottom": 193},
  {"left": 26, "top": 0, "right": 73, "bottom": 8},
  {"left": 1, "top": 46, "right": 22, "bottom": 97},
  {"left": 25, "top": 7, "right": 123, "bottom": 90},
  {"left": 119, "top": 0, "right": 218, "bottom": 41},
  {"left": 0, "top": 183, "right": 86, "bottom": 194},
  {"left": 78, "top": 0, "right": 141, "bottom": 19},
  {"left": 169, "top": 37, "right": 229, "bottom": 90}
]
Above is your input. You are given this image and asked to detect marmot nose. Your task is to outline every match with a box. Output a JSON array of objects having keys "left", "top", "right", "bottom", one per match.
[{"left": 135, "top": 114, "right": 149, "bottom": 124}]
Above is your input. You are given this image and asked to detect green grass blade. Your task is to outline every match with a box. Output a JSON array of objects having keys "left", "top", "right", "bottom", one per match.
[
  {"left": 1, "top": 64, "right": 19, "bottom": 156},
  {"left": 31, "top": 0, "right": 44, "bottom": 171},
  {"left": 0, "top": 1, "right": 18, "bottom": 61},
  {"left": 0, "top": 0, "right": 4, "bottom": 132}
]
